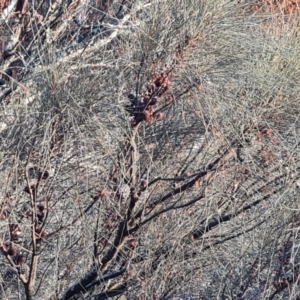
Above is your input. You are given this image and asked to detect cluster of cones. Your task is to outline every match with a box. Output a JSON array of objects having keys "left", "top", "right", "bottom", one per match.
[
  {"left": 0, "top": 241, "right": 30, "bottom": 280},
  {"left": 126, "top": 72, "right": 172, "bottom": 126}
]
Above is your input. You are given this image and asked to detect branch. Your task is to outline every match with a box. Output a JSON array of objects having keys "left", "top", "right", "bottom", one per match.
[
  {"left": 61, "top": 222, "right": 129, "bottom": 299},
  {"left": 192, "top": 186, "right": 284, "bottom": 240},
  {"left": 60, "top": 267, "right": 98, "bottom": 300},
  {"left": 93, "top": 284, "right": 127, "bottom": 300},
  {"left": 85, "top": 267, "right": 127, "bottom": 290},
  {"left": 202, "top": 218, "right": 267, "bottom": 251},
  {"left": 100, "top": 220, "right": 128, "bottom": 272},
  {"left": 0, "top": 239, "right": 27, "bottom": 284},
  {"left": 130, "top": 153, "right": 228, "bottom": 231},
  {"left": 136, "top": 192, "right": 205, "bottom": 229},
  {"left": 148, "top": 176, "right": 187, "bottom": 186}
]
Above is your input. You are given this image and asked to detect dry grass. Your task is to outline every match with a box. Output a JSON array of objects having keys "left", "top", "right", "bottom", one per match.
[{"left": 0, "top": 1, "right": 299, "bottom": 299}]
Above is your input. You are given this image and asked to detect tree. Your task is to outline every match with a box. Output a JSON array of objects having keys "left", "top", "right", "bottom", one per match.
[{"left": 0, "top": 0, "right": 300, "bottom": 299}]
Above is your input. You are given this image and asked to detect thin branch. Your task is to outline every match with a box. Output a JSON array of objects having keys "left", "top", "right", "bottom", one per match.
[
  {"left": 92, "top": 284, "right": 127, "bottom": 300},
  {"left": 85, "top": 267, "right": 127, "bottom": 290}
]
